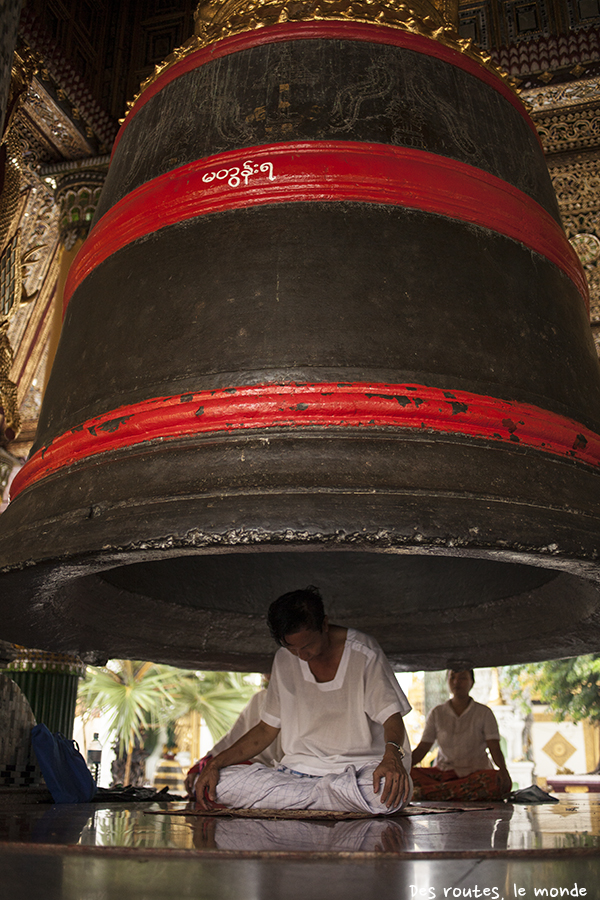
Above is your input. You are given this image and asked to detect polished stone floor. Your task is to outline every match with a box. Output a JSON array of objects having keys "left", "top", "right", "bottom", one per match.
[{"left": 1, "top": 792, "right": 599, "bottom": 899}]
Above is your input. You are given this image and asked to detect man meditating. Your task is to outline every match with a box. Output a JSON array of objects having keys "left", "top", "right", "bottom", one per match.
[{"left": 194, "top": 586, "right": 412, "bottom": 814}]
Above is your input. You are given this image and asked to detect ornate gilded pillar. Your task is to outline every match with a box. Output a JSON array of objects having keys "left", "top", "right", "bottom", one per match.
[
  {"left": 1, "top": 46, "right": 38, "bottom": 445},
  {"left": 524, "top": 81, "right": 600, "bottom": 358},
  {"left": 0, "top": 0, "right": 23, "bottom": 124},
  {"left": 549, "top": 160, "right": 600, "bottom": 354},
  {"left": 1, "top": 44, "right": 38, "bottom": 506},
  {"left": 1, "top": 101, "right": 103, "bottom": 735},
  {"left": 43, "top": 167, "right": 106, "bottom": 388}
]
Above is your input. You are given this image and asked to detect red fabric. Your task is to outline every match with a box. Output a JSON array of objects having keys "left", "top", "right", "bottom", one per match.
[
  {"left": 186, "top": 754, "right": 212, "bottom": 781},
  {"left": 411, "top": 766, "right": 505, "bottom": 801},
  {"left": 186, "top": 755, "right": 254, "bottom": 807}
]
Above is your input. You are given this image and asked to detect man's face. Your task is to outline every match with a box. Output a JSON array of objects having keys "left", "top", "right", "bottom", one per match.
[{"left": 282, "top": 627, "right": 327, "bottom": 662}]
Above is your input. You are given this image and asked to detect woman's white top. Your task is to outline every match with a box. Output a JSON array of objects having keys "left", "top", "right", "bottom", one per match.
[{"left": 421, "top": 699, "right": 501, "bottom": 777}]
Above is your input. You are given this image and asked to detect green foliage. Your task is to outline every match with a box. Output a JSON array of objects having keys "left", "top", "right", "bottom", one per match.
[
  {"left": 78, "top": 661, "right": 177, "bottom": 755},
  {"left": 169, "top": 670, "right": 256, "bottom": 742},
  {"left": 78, "top": 661, "right": 258, "bottom": 759},
  {"left": 503, "top": 655, "right": 600, "bottom": 724}
]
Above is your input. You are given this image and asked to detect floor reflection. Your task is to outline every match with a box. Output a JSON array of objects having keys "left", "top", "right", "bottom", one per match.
[
  {"left": 80, "top": 805, "right": 195, "bottom": 849},
  {"left": 187, "top": 815, "right": 411, "bottom": 852},
  {"left": 0, "top": 796, "right": 599, "bottom": 854},
  {"left": 2, "top": 796, "right": 600, "bottom": 900}
]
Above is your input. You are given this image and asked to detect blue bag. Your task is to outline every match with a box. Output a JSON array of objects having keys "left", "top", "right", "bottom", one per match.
[{"left": 31, "top": 723, "right": 97, "bottom": 803}]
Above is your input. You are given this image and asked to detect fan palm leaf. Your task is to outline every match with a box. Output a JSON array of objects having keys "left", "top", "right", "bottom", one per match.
[
  {"left": 78, "top": 662, "right": 259, "bottom": 783},
  {"left": 78, "top": 661, "right": 178, "bottom": 756},
  {"left": 170, "top": 672, "right": 256, "bottom": 742}
]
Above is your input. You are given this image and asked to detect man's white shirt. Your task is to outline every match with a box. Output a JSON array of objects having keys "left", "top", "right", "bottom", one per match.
[{"left": 261, "top": 628, "right": 411, "bottom": 775}]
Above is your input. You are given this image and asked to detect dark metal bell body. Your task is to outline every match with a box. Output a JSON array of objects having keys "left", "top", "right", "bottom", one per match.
[{"left": 2, "top": 20, "right": 600, "bottom": 670}]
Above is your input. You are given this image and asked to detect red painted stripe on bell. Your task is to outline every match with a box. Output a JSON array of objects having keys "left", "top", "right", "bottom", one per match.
[
  {"left": 11, "top": 382, "right": 600, "bottom": 499},
  {"left": 64, "top": 142, "right": 588, "bottom": 313},
  {"left": 112, "top": 21, "right": 535, "bottom": 159}
]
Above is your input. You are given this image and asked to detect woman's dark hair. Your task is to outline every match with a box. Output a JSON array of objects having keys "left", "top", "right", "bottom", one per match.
[
  {"left": 447, "top": 668, "right": 475, "bottom": 684},
  {"left": 267, "top": 586, "right": 326, "bottom": 645}
]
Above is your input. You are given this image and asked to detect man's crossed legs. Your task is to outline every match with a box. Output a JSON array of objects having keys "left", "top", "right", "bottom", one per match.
[{"left": 214, "top": 762, "right": 413, "bottom": 814}]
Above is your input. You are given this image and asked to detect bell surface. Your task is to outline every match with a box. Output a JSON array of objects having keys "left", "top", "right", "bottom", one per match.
[{"left": 1, "top": 10, "right": 600, "bottom": 671}]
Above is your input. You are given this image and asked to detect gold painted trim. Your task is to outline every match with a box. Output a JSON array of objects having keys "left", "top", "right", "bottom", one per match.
[
  {"left": 43, "top": 238, "right": 84, "bottom": 393},
  {"left": 124, "top": 0, "right": 513, "bottom": 121},
  {"left": 11, "top": 242, "right": 61, "bottom": 408},
  {"left": 6, "top": 646, "right": 86, "bottom": 675},
  {"left": 522, "top": 76, "right": 600, "bottom": 113},
  {"left": 0, "top": 321, "right": 20, "bottom": 434},
  {"left": 583, "top": 720, "right": 600, "bottom": 774},
  {"left": 533, "top": 710, "right": 564, "bottom": 723}
]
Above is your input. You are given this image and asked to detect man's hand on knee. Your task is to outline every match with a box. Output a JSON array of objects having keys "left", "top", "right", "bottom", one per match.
[
  {"left": 373, "top": 748, "right": 411, "bottom": 809},
  {"left": 191, "top": 721, "right": 279, "bottom": 809},
  {"left": 194, "top": 760, "right": 221, "bottom": 810}
]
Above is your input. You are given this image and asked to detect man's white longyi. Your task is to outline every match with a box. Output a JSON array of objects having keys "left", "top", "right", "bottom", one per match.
[{"left": 215, "top": 761, "right": 411, "bottom": 814}]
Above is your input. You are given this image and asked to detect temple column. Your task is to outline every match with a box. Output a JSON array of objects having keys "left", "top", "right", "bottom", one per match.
[
  {"left": 0, "top": 1, "right": 23, "bottom": 125},
  {"left": 1, "top": 40, "right": 38, "bottom": 501},
  {"left": 1, "top": 169, "right": 103, "bottom": 737},
  {"left": 43, "top": 167, "right": 106, "bottom": 387}
]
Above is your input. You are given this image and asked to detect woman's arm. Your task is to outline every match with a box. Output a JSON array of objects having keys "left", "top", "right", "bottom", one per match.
[
  {"left": 487, "top": 739, "right": 512, "bottom": 794},
  {"left": 410, "top": 740, "right": 434, "bottom": 766}
]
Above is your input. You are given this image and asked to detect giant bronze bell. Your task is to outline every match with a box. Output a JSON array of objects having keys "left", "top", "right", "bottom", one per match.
[{"left": 1, "top": 0, "right": 600, "bottom": 671}]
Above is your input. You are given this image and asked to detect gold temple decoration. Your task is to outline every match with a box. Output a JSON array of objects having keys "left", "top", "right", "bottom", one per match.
[
  {"left": 542, "top": 731, "right": 577, "bottom": 768},
  {"left": 0, "top": 318, "right": 20, "bottom": 436},
  {"left": 2, "top": 46, "right": 39, "bottom": 140},
  {"left": 124, "top": 0, "right": 513, "bottom": 121},
  {"left": 5, "top": 645, "right": 86, "bottom": 676},
  {"left": 0, "top": 132, "right": 22, "bottom": 435},
  {"left": 0, "top": 131, "right": 21, "bottom": 258},
  {"left": 0, "top": 45, "right": 40, "bottom": 439},
  {"left": 1, "top": 46, "right": 39, "bottom": 249},
  {"left": 193, "top": 0, "right": 447, "bottom": 41}
]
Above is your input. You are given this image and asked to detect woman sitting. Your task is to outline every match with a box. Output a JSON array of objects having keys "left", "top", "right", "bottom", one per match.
[{"left": 410, "top": 669, "right": 512, "bottom": 801}]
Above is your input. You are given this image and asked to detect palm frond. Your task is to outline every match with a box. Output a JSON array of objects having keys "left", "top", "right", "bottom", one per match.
[{"left": 78, "top": 662, "right": 260, "bottom": 755}]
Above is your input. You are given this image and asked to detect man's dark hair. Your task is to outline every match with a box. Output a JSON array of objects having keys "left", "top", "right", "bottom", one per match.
[{"left": 268, "top": 586, "right": 326, "bottom": 645}]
